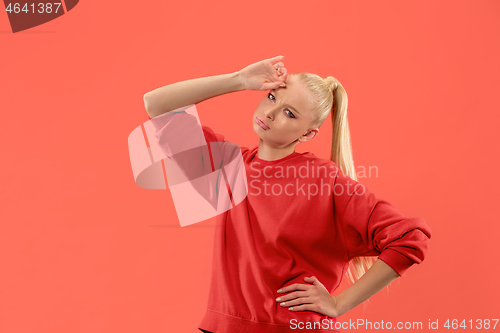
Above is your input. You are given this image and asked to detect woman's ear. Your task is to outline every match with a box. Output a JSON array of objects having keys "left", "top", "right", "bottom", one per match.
[{"left": 299, "top": 128, "right": 319, "bottom": 142}]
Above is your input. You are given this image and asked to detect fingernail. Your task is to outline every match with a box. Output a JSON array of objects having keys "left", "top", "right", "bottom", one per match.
[
  {"left": 277, "top": 289, "right": 282, "bottom": 293},
  {"left": 276, "top": 297, "right": 281, "bottom": 301}
]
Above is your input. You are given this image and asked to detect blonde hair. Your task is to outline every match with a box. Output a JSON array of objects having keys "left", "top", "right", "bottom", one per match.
[{"left": 291, "top": 72, "right": 382, "bottom": 294}]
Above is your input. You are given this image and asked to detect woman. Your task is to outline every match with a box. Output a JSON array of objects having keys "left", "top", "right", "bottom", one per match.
[{"left": 144, "top": 55, "right": 432, "bottom": 332}]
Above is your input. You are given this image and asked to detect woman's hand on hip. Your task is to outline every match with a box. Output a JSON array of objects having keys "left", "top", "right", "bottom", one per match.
[
  {"left": 237, "top": 55, "right": 288, "bottom": 91},
  {"left": 276, "top": 276, "right": 342, "bottom": 318}
]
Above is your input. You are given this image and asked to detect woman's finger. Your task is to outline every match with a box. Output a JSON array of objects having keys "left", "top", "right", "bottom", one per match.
[
  {"left": 279, "top": 69, "right": 288, "bottom": 84},
  {"left": 276, "top": 290, "right": 309, "bottom": 303},
  {"left": 279, "top": 296, "right": 313, "bottom": 308},
  {"left": 261, "top": 81, "right": 285, "bottom": 90},
  {"left": 274, "top": 62, "right": 284, "bottom": 70},
  {"left": 269, "top": 55, "right": 285, "bottom": 64},
  {"left": 288, "top": 304, "right": 314, "bottom": 312},
  {"left": 278, "top": 283, "right": 310, "bottom": 294}
]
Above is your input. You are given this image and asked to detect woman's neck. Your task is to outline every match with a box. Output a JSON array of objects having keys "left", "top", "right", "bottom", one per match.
[{"left": 256, "top": 139, "right": 297, "bottom": 161}]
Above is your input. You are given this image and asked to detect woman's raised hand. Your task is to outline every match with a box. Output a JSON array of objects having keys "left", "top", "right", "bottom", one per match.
[{"left": 237, "top": 55, "right": 289, "bottom": 91}]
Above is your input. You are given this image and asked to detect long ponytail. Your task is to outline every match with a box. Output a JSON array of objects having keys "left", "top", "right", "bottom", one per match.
[{"left": 325, "top": 77, "right": 377, "bottom": 288}]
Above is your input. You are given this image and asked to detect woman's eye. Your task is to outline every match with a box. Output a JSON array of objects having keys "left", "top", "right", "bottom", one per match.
[{"left": 268, "top": 93, "right": 295, "bottom": 118}]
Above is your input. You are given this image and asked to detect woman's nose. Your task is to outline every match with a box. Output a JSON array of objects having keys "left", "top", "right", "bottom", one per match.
[{"left": 265, "top": 107, "right": 277, "bottom": 120}]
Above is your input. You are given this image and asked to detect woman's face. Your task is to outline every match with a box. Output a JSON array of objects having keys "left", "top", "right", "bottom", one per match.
[{"left": 252, "top": 76, "right": 319, "bottom": 149}]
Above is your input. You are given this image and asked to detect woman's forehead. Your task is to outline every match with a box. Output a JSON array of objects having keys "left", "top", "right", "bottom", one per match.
[{"left": 275, "top": 78, "right": 314, "bottom": 114}]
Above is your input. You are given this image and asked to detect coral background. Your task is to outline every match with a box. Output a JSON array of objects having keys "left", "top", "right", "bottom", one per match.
[{"left": 1, "top": 0, "right": 499, "bottom": 331}]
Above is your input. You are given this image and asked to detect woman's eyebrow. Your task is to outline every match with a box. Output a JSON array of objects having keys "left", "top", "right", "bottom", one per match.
[{"left": 271, "top": 89, "right": 302, "bottom": 115}]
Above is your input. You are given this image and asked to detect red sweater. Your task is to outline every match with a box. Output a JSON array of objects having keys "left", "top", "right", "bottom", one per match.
[{"left": 146, "top": 110, "right": 432, "bottom": 333}]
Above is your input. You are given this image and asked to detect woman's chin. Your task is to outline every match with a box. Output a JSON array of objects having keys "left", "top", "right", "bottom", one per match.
[
  {"left": 251, "top": 130, "right": 265, "bottom": 143},
  {"left": 252, "top": 123, "right": 265, "bottom": 136}
]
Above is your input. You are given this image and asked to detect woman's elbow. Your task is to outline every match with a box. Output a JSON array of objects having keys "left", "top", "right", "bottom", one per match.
[
  {"left": 143, "top": 93, "right": 157, "bottom": 117},
  {"left": 143, "top": 93, "right": 151, "bottom": 111}
]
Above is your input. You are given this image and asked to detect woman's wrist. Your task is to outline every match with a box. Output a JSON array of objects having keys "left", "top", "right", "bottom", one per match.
[
  {"left": 332, "top": 293, "right": 350, "bottom": 317},
  {"left": 233, "top": 71, "right": 248, "bottom": 91}
]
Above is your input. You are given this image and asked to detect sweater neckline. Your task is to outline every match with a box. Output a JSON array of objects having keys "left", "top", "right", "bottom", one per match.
[{"left": 251, "top": 150, "right": 300, "bottom": 165}]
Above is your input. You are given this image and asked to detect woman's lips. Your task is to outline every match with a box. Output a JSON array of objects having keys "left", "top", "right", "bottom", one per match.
[{"left": 256, "top": 117, "right": 270, "bottom": 130}]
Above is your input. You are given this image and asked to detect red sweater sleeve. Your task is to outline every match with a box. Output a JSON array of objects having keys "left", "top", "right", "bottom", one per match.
[
  {"left": 148, "top": 115, "right": 225, "bottom": 144},
  {"left": 334, "top": 171, "right": 432, "bottom": 277}
]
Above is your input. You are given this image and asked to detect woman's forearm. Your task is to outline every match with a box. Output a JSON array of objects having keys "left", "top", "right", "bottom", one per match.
[
  {"left": 335, "top": 259, "right": 400, "bottom": 316},
  {"left": 144, "top": 71, "right": 246, "bottom": 118}
]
